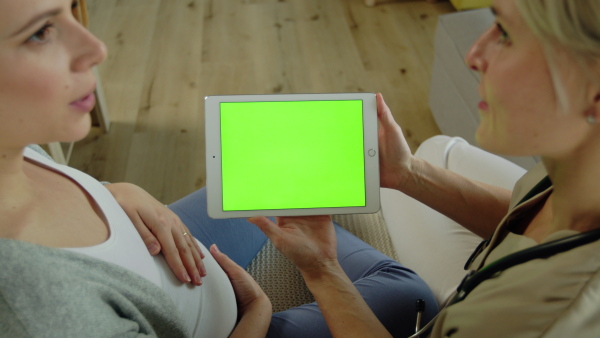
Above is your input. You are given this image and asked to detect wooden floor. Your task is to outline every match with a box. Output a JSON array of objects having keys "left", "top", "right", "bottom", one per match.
[{"left": 70, "top": 0, "right": 455, "bottom": 203}]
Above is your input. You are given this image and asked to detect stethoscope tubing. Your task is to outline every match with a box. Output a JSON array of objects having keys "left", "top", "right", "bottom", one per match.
[{"left": 407, "top": 228, "right": 600, "bottom": 338}]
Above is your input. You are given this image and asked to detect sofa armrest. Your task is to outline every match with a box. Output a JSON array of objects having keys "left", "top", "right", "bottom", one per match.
[{"left": 381, "top": 136, "right": 526, "bottom": 307}]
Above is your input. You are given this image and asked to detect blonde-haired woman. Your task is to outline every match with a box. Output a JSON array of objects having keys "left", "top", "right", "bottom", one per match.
[{"left": 250, "top": 0, "right": 600, "bottom": 336}]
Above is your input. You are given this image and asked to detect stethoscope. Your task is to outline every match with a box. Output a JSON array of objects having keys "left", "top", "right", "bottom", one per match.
[{"left": 407, "top": 227, "right": 600, "bottom": 338}]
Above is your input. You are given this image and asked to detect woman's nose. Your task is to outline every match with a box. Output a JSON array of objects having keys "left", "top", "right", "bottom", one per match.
[
  {"left": 71, "top": 22, "right": 107, "bottom": 72},
  {"left": 465, "top": 24, "right": 495, "bottom": 73}
]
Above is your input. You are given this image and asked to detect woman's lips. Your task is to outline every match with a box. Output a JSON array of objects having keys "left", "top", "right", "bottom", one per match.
[
  {"left": 478, "top": 100, "right": 489, "bottom": 111},
  {"left": 70, "top": 92, "right": 96, "bottom": 112}
]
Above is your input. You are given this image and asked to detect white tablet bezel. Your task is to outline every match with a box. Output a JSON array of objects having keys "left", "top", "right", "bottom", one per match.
[{"left": 205, "top": 93, "right": 380, "bottom": 219}]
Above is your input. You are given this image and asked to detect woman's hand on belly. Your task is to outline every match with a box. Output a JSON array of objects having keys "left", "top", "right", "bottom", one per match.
[
  {"left": 105, "top": 182, "right": 206, "bottom": 286},
  {"left": 210, "top": 244, "right": 272, "bottom": 337}
]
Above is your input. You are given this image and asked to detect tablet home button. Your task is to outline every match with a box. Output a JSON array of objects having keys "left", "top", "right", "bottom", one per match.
[{"left": 368, "top": 149, "right": 376, "bottom": 157}]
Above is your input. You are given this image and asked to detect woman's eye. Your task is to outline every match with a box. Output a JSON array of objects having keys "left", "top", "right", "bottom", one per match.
[
  {"left": 71, "top": 0, "right": 79, "bottom": 16},
  {"left": 495, "top": 22, "right": 510, "bottom": 44},
  {"left": 27, "top": 23, "right": 53, "bottom": 43}
]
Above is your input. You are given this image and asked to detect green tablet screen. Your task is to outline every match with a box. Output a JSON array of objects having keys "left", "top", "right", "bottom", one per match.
[{"left": 220, "top": 100, "right": 366, "bottom": 211}]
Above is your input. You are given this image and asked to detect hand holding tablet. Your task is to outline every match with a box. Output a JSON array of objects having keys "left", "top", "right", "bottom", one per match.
[{"left": 205, "top": 93, "right": 380, "bottom": 218}]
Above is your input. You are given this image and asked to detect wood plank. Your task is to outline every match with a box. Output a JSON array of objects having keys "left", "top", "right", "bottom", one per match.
[
  {"left": 72, "top": 0, "right": 456, "bottom": 203},
  {"left": 124, "top": 0, "right": 206, "bottom": 202},
  {"left": 71, "top": 0, "right": 161, "bottom": 183}
]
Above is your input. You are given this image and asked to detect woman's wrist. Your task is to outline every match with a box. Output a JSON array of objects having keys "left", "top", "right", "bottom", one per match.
[
  {"left": 299, "top": 258, "right": 344, "bottom": 284},
  {"left": 244, "top": 298, "right": 272, "bottom": 321},
  {"left": 394, "top": 155, "right": 422, "bottom": 193},
  {"left": 232, "top": 297, "right": 272, "bottom": 338}
]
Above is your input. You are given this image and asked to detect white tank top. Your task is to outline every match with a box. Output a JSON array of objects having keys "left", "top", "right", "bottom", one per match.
[{"left": 24, "top": 148, "right": 237, "bottom": 338}]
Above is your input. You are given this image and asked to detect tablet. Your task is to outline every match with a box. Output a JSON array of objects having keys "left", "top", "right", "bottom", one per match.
[{"left": 205, "top": 93, "right": 380, "bottom": 219}]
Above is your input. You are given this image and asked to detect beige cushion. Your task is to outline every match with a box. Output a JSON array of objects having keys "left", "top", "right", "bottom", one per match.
[{"left": 247, "top": 210, "right": 398, "bottom": 313}]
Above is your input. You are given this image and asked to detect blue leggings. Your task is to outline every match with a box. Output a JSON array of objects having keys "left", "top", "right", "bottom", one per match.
[{"left": 169, "top": 188, "right": 438, "bottom": 338}]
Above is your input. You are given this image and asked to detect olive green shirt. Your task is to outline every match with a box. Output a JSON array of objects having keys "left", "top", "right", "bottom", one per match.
[{"left": 431, "top": 164, "right": 600, "bottom": 337}]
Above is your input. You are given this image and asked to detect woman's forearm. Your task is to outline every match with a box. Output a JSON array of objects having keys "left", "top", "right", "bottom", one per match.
[
  {"left": 399, "top": 157, "right": 512, "bottom": 239},
  {"left": 301, "top": 261, "right": 392, "bottom": 338}
]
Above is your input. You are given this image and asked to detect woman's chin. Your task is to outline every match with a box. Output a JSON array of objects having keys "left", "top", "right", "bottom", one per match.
[
  {"left": 476, "top": 132, "right": 535, "bottom": 158},
  {"left": 55, "top": 124, "right": 92, "bottom": 144},
  {"left": 65, "top": 131, "right": 91, "bottom": 143},
  {"left": 475, "top": 128, "right": 507, "bottom": 155}
]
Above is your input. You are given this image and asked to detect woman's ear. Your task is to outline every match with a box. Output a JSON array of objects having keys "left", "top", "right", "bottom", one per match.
[{"left": 584, "top": 93, "right": 600, "bottom": 125}]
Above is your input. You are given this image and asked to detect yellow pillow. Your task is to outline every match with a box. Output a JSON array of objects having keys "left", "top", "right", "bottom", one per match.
[{"left": 450, "top": 0, "right": 491, "bottom": 10}]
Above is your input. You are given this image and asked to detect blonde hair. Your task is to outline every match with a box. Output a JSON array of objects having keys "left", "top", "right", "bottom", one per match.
[{"left": 515, "top": 0, "right": 600, "bottom": 112}]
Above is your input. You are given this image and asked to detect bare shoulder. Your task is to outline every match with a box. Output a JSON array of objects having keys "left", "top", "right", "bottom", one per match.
[{"left": 1, "top": 161, "right": 109, "bottom": 248}]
